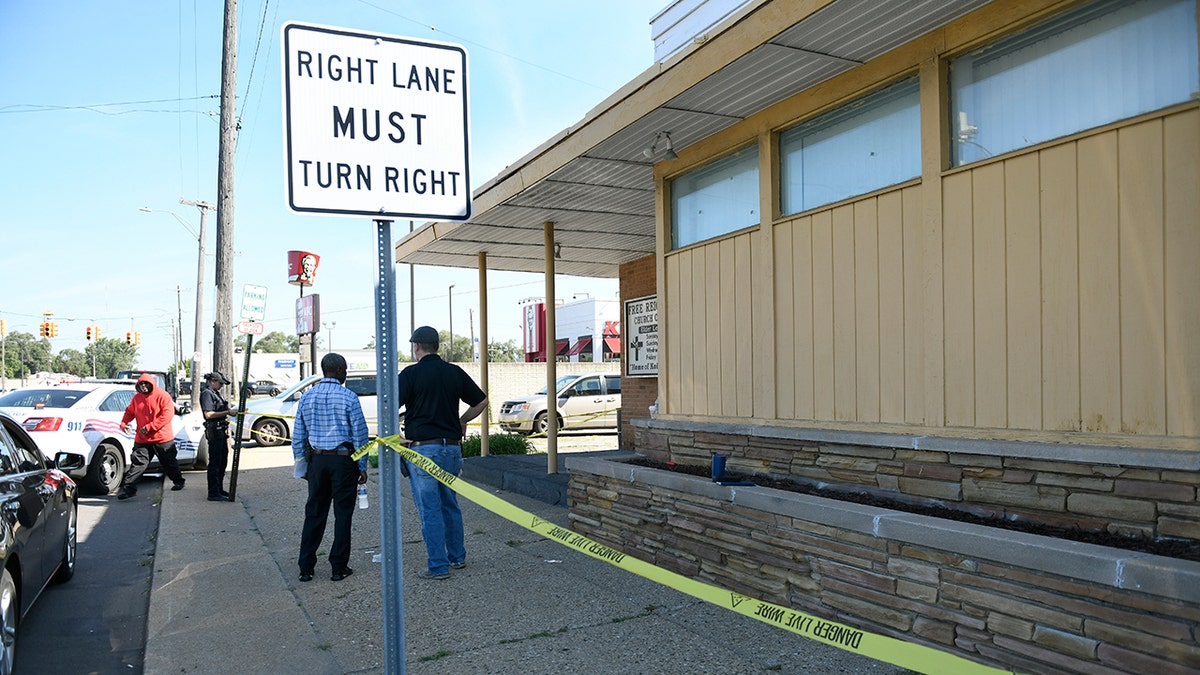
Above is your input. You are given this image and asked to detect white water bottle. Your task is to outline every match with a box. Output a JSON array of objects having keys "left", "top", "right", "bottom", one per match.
[{"left": 357, "top": 484, "right": 369, "bottom": 509}]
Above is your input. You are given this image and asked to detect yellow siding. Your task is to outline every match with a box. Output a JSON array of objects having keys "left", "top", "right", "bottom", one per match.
[
  {"left": 973, "top": 162, "right": 1007, "bottom": 428},
  {"left": 943, "top": 172, "right": 975, "bottom": 427},
  {"left": 792, "top": 216, "right": 815, "bottom": 420},
  {"left": 832, "top": 205, "right": 857, "bottom": 421},
  {"left": 691, "top": 248, "right": 709, "bottom": 416},
  {"left": 878, "top": 191, "right": 905, "bottom": 424},
  {"left": 734, "top": 235, "right": 753, "bottom": 417},
  {"left": 854, "top": 201, "right": 881, "bottom": 423},
  {"left": 719, "top": 238, "right": 738, "bottom": 416},
  {"left": 1039, "top": 144, "right": 1080, "bottom": 431},
  {"left": 1005, "top": 154, "right": 1042, "bottom": 430},
  {"left": 774, "top": 225, "right": 795, "bottom": 419},
  {"left": 812, "top": 212, "right": 835, "bottom": 421},
  {"left": 1163, "top": 111, "right": 1200, "bottom": 437},
  {"left": 1118, "top": 120, "right": 1166, "bottom": 435},
  {"left": 1077, "top": 133, "right": 1122, "bottom": 432}
]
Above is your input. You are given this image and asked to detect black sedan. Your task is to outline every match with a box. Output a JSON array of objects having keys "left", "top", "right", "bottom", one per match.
[{"left": 0, "top": 412, "right": 84, "bottom": 672}]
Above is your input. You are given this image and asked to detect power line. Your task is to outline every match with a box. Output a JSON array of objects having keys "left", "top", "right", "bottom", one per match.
[{"left": 0, "top": 95, "right": 220, "bottom": 115}]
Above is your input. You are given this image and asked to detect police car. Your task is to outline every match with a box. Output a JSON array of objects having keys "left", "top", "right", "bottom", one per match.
[{"left": 0, "top": 382, "right": 207, "bottom": 494}]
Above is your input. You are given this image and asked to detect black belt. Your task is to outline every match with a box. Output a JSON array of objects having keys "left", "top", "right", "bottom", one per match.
[
  {"left": 409, "top": 438, "right": 457, "bottom": 447},
  {"left": 311, "top": 449, "right": 350, "bottom": 456}
]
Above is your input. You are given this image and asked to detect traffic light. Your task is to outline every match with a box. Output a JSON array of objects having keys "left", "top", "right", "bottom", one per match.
[
  {"left": 39, "top": 322, "right": 49, "bottom": 337},
  {"left": 0, "top": 318, "right": 6, "bottom": 337},
  {"left": 134, "top": 331, "right": 141, "bottom": 346},
  {"left": 94, "top": 326, "right": 101, "bottom": 340},
  {"left": 86, "top": 326, "right": 93, "bottom": 341},
  {"left": 49, "top": 322, "right": 59, "bottom": 338},
  {"left": 125, "top": 331, "right": 133, "bottom": 345}
]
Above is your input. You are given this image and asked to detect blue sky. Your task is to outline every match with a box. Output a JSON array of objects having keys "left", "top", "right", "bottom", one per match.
[{"left": 0, "top": 0, "right": 653, "bottom": 369}]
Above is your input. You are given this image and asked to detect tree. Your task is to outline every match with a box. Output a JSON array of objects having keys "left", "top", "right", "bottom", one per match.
[
  {"left": 235, "top": 331, "right": 298, "bottom": 354},
  {"left": 487, "top": 339, "right": 523, "bottom": 363},
  {"left": 53, "top": 348, "right": 90, "bottom": 377},
  {"left": 2, "top": 332, "right": 53, "bottom": 379},
  {"left": 86, "top": 338, "right": 137, "bottom": 378}
]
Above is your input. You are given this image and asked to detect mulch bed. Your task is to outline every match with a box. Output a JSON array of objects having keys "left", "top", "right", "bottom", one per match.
[{"left": 626, "top": 458, "right": 1200, "bottom": 563}]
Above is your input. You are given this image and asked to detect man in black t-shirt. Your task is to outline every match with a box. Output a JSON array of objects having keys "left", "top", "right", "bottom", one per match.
[{"left": 397, "top": 326, "right": 487, "bottom": 580}]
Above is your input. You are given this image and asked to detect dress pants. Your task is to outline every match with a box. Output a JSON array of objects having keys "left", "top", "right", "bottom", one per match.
[
  {"left": 206, "top": 429, "right": 229, "bottom": 498},
  {"left": 298, "top": 454, "right": 358, "bottom": 573}
]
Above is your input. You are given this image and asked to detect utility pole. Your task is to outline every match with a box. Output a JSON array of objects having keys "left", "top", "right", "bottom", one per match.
[
  {"left": 180, "top": 198, "right": 214, "bottom": 410},
  {"left": 213, "top": 0, "right": 238, "bottom": 380}
]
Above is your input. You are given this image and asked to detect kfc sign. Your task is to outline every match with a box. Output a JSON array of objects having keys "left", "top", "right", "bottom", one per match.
[{"left": 288, "top": 250, "right": 320, "bottom": 286}]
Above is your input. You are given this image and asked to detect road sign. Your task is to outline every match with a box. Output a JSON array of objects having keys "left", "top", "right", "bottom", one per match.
[
  {"left": 241, "top": 284, "right": 268, "bottom": 321},
  {"left": 282, "top": 21, "right": 471, "bottom": 220},
  {"left": 237, "top": 321, "right": 265, "bottom": 336}
]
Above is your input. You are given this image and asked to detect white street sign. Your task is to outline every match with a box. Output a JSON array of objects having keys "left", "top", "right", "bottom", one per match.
[
  {"left": 282, "top": 22, "right": 471, "bottom": 220},
  {"left": 238, "top": 321, "right": 265, "bottom": 336},
  {"left": 624, "top": 295, "right": 658, "bottom": 378},
  {"left": 241, "top": 284, "right": 268, "bottom": 321}
]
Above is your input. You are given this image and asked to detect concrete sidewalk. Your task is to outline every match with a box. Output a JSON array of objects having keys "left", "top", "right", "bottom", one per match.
[{"left": 144, "top": 445, "right": 901, "bottom": 674}]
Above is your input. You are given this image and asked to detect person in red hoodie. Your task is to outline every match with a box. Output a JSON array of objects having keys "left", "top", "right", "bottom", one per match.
[{"left": 116, "top": 373, "right": 186, "bottom": 500}]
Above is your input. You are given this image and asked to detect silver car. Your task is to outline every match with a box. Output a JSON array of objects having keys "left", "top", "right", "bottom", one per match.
[
  {"left": 498, "top": 373, "right": 621, "bottom": 435},
  {"left": 240, "top": 371, "right": 377, "bottom": 446}
]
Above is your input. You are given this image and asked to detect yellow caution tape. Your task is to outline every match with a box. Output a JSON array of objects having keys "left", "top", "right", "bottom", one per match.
[{"left": 359, "top": 435, "right": 1015, "bottom": 675}]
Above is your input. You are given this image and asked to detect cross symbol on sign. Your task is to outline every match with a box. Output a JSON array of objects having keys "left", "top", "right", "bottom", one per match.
[{"left": 630, "top": 336, "right": 643, "bottom": 361}]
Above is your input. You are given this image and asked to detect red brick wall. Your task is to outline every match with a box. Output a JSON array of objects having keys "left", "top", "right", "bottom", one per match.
[{"left": 619, "top": 255, "right": 657, "bottom": 449}]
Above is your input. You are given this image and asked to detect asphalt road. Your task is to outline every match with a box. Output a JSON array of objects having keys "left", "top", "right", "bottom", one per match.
[{"left": 16, "top": 472, "right": 172, "bottom": 674}]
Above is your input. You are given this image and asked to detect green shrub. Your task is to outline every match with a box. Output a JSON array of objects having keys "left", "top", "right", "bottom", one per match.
[{"left": 461, "top": 433, "right": 531, "bottom": 458}]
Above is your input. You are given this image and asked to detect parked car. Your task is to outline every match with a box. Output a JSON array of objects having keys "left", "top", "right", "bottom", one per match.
[
  {"left": 0, "top": 383, "right": 207, "bottom": 494},
  {"left": 0, "top": 411, "right": 85, "bottom": 672},
  {"left": 498, "top": 373, "right": 621, "bottom": 434},
  {"left": 243, "top": 380, "right": 283, "bottom": 397},
  {"left": 241, "top": 371, "right": 378, "bottom": 446}
]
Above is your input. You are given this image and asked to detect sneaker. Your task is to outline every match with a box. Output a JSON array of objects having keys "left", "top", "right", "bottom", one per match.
[
  {"left": 417, "top": 570, "right": 450, "bottom": 580},
  {"left": 170, "top": 482, "right": 185, "bottom": 491},
  {"left": 116, "top": 489, "right": 135, "bottom": 500},
  {"left": 298, "top": 571, "right": 314, "bottom": 582},
  {"left": 450, "top": 561, "right": 466, "bottom": 569},
  {"left": 331, "top": 567, "right": 354, "bottom": 582}
]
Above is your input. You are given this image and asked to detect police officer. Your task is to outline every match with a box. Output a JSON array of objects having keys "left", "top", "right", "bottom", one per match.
[{"left": 200, "top": 371, "right": 238, "bottom": 501}]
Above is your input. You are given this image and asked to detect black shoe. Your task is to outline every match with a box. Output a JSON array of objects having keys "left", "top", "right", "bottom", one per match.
[
  {"left": 117, "top": 489, "right": 135, "bottom": 500},
  {"left": 298, "top": 571, "right": 314, "bottom": 582},
  {"left": 207, "top": 495, "right": 228, "bottom": 502},
  {"left": 331, "top": 567, "right": 354, "bottom": 582},
  {"left": 170, "top": 482, "right": 185, "bottom": 491},
  {"left": 220, "top": 490, "right": 230, "bottom": 498}
]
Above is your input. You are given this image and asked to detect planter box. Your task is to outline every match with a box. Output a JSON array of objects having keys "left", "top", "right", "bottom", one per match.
[{"left": 567, "top": 455, "right": 1200, "bottom": 674}]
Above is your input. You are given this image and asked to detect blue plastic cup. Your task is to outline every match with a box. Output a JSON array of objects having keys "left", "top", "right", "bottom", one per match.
[{"left": 712, "top": 455, "right": 727, "bottom": 479}]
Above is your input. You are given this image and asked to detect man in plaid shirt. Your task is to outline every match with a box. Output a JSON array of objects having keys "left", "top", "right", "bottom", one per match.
[{"left": 292, "top": 353, "right": 370, "bottom": 583}]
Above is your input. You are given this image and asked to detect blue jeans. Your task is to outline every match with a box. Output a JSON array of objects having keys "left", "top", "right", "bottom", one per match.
[{"left": 406, "top": 442, "right": 465, "bottom": 575}]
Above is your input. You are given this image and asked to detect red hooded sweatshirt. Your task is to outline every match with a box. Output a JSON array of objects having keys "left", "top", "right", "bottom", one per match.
[{"left": 120, "top": 373, "right": 176, "bottom": 444}]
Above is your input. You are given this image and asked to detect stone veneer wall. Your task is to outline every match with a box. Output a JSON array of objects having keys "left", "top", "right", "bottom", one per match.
[
  {"left": 566, "top": 455, "right": 1200, "bottom": 674},
  {"left": 633, "top": 420, "right": 1200, "bottom": 542}
]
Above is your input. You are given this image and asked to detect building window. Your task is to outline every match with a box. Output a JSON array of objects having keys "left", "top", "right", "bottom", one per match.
[
  {"left": 671, "top": 144, "right": 759, "bottom": 249},
  {"left": 780, "top": 76, "right": 920, "bottom": 215},
  {"left": 950, "top": 0, "right": 1199, "bottom": 167}
]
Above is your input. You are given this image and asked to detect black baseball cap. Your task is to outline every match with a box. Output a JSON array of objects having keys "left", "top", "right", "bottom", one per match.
[{"left": 204, "top": 371, "right": 231, "bottom": 384}]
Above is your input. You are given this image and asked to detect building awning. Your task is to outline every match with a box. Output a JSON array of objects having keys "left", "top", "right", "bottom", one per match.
[
  {"left": 529, "top": 348, "right": 545, "bottom": 362},
  {"left": 603, "top": 337, "right": 621, "bottom": 354},
  {"left": 556, "top": 339, "right": 570, "bottom": 356},
  {"left": 393, "top": 0, "right": 985, "bottom": 278},
  {"left": 565, "top": 337, "right": 593, "bottom": 357}
]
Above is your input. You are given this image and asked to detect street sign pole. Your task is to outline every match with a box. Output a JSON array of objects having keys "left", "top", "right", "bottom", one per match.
[
  {"left": 374, "top": 219, "right": 405, "bottom": 673},
  {"left": 228, "top": 333, "right": 254, "bottom": 502}
]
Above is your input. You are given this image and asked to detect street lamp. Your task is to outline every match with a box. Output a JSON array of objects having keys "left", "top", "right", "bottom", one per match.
[
  {"left": 447, "top": 284, "right": 455, "bottom": 361},
  {"left": 140, "top": 200, "right": 212, "bottom": 410},
  {"left": 323, "top": 321, "right": 336, "bottom": 352}
]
